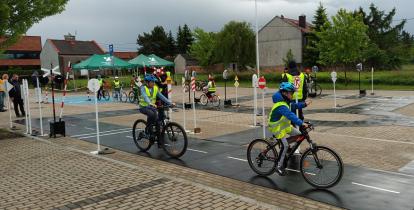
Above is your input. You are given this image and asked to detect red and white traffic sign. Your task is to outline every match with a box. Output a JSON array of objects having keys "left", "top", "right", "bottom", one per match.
[
  {"left": 294, "top": 76, "right": 301, "bottom": 89},
  {"left": 258, "top": 77, "right": 266, "bottom": 89}
]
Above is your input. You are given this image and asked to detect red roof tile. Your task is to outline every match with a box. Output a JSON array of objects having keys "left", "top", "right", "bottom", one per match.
[
  {"left": 0, "top": 36, "right": 42, "bottom": 52},
  {"left": 0, "top": 59, "right": 40, "bottom": 66},
  {"left": 283, "top": 18, "right": 312, "bottom": 33},
  {"left": 49, "top": 39, "right": 105, "bottom": 55},
  {"left": 113, "top": 52, "right": 138, "bottom": 60}
]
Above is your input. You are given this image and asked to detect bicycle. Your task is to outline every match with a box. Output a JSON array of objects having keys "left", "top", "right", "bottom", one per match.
[
  {"left": 247, "top": 123, "right": 343, "bottom": 189},
  {"left": 196, "top": 80, "right": 207, "bottom": 91},
  {"left": 112, "top": 86, "right": 128, "bottom": 103},
  {"left": 307, "top": 75, "right": 322, "bottom": 97},
  {"left": 128, "top": 87, "right": 141, "bottom": 103},
  {"left": 199, "top": 88, "right": 221, "bottom": 107},
  {"left": 97, "top": 88, "right": 110, "bottom": 101},
  {"left": 132, "top": 105, "right": 188, "bottom": 158}
]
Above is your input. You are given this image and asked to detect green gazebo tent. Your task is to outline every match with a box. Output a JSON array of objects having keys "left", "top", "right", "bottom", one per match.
[{"left": 72, "top": 54, "right": 134, "bottom": 70}]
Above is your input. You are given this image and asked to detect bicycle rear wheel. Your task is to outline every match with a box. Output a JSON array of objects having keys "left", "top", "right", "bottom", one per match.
[
  {"left": 300, "top": 146, "right": 343, "bottom": 189},
  {"left": 162, "top": 122, "right": 188, "bottom": 158},
  {"left": 103, "top": 90, "right": 110, "bottom": 101},
  {"left": 120, "top": 92, "right": 128, "bottom": 103},
  {"left": 128, "top": 91, "right": 136, "bottom": 103},
  {"left": 212, "top": 95, "right": 220, "bottom": 107},
  {"left": 132, "top": 119, "right": 152, "bottom": 152},
  {"left": 247, "top": 139, "right": 278, "bottom": 176},
  {"left": 315, "top": 84, "right": 322, "bottom": 96}
]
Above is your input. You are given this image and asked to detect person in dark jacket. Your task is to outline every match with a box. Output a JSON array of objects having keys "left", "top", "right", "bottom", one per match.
[
  {"left": 8, "top": 74, "right": 25, "bottom": 117},
  {"left": 282, "top": 61, "right": 308, "bottom": 121}
]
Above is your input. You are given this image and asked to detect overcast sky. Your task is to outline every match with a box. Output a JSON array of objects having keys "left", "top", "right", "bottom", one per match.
[{"left": 27, "top": 0, "right": 414, "bottom": 52}]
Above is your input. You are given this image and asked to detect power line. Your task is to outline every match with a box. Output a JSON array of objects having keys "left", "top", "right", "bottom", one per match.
[{"left": 393, "top": 17, "right": 414, "bottom": 22}]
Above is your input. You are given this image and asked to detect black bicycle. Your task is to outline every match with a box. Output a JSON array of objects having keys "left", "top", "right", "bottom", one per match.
[
  {"left": 132, "top": 105, "right": 188, "bottom": 158},
  {"left": 247, "top": 123, "right": 343, "bottom": 189},
  {"left": 97, "top": 89, "right": 110, "bottom": 101},
  {"left": 307, "top": 75, "right": 322, "bottom": 97}
]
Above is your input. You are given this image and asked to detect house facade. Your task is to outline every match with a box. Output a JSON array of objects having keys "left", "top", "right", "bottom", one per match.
[
  {"left": 174, "top": 54, "right": 200, "bottom": 74},
  {"left": 40, "top": 34, "right": 105, "bottom": 73},
  {"left": 0, "top": 36, "right": 42, "bottom": 73},
  {"left": 259, "top": 15, "right": 311, "bottom": 68}
]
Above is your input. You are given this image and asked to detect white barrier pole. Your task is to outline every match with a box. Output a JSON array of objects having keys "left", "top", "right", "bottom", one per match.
[
  {"left": 371, "top": 67, "right": 374, "bottom": 95},
  {"left": 262, "top": 88, "right": 266, "bottom": 139},
  {"left": 333, "top": 81, "right": 337, "bottom": 108},
  {"left": 94, "top": 92, "right": 101, "bottom": 152},
  {"left": 36, "top": 77, "right": 44, "bottom": 136},
  {"left": 191, "top": 77, "right": 197, "bottom": 130},
  {"left": 5, "top": 82, "right": 13, "bottom": 129},
  {"left": 253, "top": 86, "right": 257, "bottom": 126},
  {"left": 182, "top": 87, "right": 187, "bottom": 131},
  {"left": 168, "top": 83, "right": 172, "bottom": 120},
  {"left": 235, "top": 85, "right": 238, "bottom": 105},
  {"left": 26, "top": 80, "right": 32, "bottom": 134},
  {"left": 22, "top": 80, "right": 28, "bottom": 134},
  {"left": 59, "top": 72, "right": 69, "bottom": 120}
]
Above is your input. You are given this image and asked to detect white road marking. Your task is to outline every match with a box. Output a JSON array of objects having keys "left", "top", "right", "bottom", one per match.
[
  {"left": 79, "top": 130, "right": 131, "bottom": 139},
  {"left": 367, "top": 167, "right": 414, "bottom": 178},
  {"left": 187, "top": 148, "right": 208, "bottom": 154},
  {"left": 351, "top": 182, "right": 400, "bottom": 194},
  {"left": 316, "top": 132, "right": 414, "bottom": 145},
  {"left": 85, "top": 127, "right": 95, "bottom": 131},
  {"left": 227, "top": 156, "right": 248, "bottom": 162},
  {"left": 125, "top": 136, "right": 133, "bottom": 139},
  {"left": 71, "top": 128, "right": 131, "bottom": 138}
]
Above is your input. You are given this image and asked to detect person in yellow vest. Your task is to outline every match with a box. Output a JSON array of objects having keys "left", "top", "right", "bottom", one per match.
[
  {"left": 206, "top": 77, "right": 216, "bottom": 98},
  {"left": 269, "top": 82, "right": 310, "bottom": 175},
  {"left": 280, "top": 67, "right": 288, "bottom": 82},
  {"left": 139, "top": 75, "right": 174, "bottom": 138},
  {"left": 282, "top": 61, "right": 308, "bottom": 121},
  {"left": 0, "top": 74, "right": 8, "bottom": 112},
  {"left": 112, "top": 76, "right": 122, "bottom": 99}
]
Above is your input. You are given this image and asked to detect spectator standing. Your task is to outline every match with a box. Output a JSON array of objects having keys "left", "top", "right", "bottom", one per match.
[{"left": 8, "top": 74, "right": 25, "bottom": 117}]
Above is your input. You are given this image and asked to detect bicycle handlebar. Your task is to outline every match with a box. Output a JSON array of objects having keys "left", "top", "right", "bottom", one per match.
[{"left": 300, "top": 121, "right": 314, "bottom": 134}]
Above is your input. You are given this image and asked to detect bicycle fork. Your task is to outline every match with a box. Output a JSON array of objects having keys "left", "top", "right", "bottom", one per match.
[{"left": 309, "top": 141, "right": 323, "bottom": 169}]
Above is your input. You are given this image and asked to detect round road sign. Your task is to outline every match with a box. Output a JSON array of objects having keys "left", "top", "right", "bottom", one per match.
[
  {"left": 258, "top": 77, "right": 266, "bottom": 89},
  {"left": 88, "top": 79, "right": 100, "bottom": 93}
]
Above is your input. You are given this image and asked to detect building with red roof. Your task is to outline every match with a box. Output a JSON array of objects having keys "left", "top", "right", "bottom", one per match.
[
  {"left": 0, "top": 36, "right": 42, "bottom": 72},
  {"left": 113, "top": 52, "right": 138, "bottom": 61}
]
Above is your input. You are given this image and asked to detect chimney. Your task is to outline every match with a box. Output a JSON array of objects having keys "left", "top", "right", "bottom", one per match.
[
  {"left": 281, "top": 15, "right": 284, "bottom": 19},
  {"left": 299, "top": 15, "right": 306, "bottom": 28},
  {"left": 64, "top": 33, "right": 76, "bottom": 41}
]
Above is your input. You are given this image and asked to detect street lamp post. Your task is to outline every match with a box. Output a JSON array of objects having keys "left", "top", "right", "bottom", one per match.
[{"left": 255, "top": 0, "right": 260, "bottom": 77}]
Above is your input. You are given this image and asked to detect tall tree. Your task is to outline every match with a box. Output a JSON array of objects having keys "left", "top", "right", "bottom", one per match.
[
  {"left": 303, "top": 2, "right": 328, "bottom": 67},
  {"left": 215, "top": 21, "right": 255, "bottom": 69},
  {"left": 356, "top": 4, "right": 413, "bottom": 69},
  {"left": 137, "top": 26, "right": 169, "bottom": 57},
  {"left": 189, "top": 28, "right": 216, "bottom": 67},
  {"left": 317, "top": 9, "right": 369, "bottom": 82},
  {"left": 166, "top": 30, "right": 176, "bottom": 56},
  {"left": 0, "top": 0, "right": 69, "bottom": 50},
  {"left": 177, "top": 24, "right": 193, "bottom": 54},
  {"left": 282, "top": 49, "right": 295, "bottom": 67}
]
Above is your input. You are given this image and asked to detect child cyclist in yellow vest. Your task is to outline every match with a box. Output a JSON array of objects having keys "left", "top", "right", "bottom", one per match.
[
  {"left": 139, "top": 75, "right": 174, "bottom": 137},
  {"left": 112, "top": 76, "right": 121, "bottom": 98},
  {"left": 269, "top": 82, "right": 311, "bottom": 175}
]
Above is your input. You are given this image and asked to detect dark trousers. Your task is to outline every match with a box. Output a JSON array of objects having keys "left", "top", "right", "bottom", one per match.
[
  {"left": 139, "top": 106, "right": 159, "bottom": 132},
  {"left": 13, "top": 98, "right": 25, "bottom": 117}
]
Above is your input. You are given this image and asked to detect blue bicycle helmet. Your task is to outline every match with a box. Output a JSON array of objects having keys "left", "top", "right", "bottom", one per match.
[
  {"left": 144, "top": 74, "right": 157, "bottom": 82},
  {"left": 279, "top": 82, "right": 295, "bottom": 92}
]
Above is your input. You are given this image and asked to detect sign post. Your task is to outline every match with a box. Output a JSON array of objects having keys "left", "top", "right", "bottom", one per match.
[
  {"left": 22, "top": 80, "right": 29, "bottom": 134},
  {"left": 88, "top": 79, "right": 103, "bottom": 155},
  {"left": 258, "top": 76, "right": 266, "bottom": 138},
  {"left": 36, "top": 77, "right": 44, "bottom": 136},
  {"left": 356, "top": 63, "right": 366, "bottom": 97},
  {"left": 167, "top": 73, "right": 173, "bottom": 120},
  {"left": 223, "top": 69, "right": 231, "bottom": 106},
  {"left": 252, "top": 74, "right": 258, "bottom": 126},
  {"left": 234, "top": 75, "right": 239, "bottom": 105},
  {"left": 181, "top": 77, "right": 188, "bottom": 132},
  {"left": 331, "top": 71, "right": 337, "bottom": 108},
  {"left": 191, "top": 76, "right": 200, "bottom": 133}
]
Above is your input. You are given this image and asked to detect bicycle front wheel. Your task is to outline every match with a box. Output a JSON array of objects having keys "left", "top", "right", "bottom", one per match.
[
  {"left": 247, "top": 139, "right": 278, "bottom": 176},
  {"left": 103, "top": 91, "right": 110, "bottom": 101},
  {"left": 315, "top": 84, "right": 322, "bottom": 96},
  {"left": 132, "top": 119, "right": 152, "bottom": 152},
  {"left": 212, "top": 95, "right": 220, "bottom": 107},
  {"left": 162, "top": 122, "right": 188, "bottom": 158},
  {"left": 200, "top": 94, "right": 208, "bottom": 106},
  {"left": 300, "top": 146, "right": 343, "bottom": 189},
  {"left": 121, "top": 92, "right": 128, "bottom": 103}
]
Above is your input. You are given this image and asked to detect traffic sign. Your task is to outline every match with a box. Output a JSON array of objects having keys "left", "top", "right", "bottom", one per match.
[
  {"left": 258, "top": 77, "right": 266, "bottom": 89},
  {"left": 356, "top": 63, "right": 363, "bottom": 72},
  {"left": 293, "top": 76, "right": 301, "bottom": 89},
  {"left": 312, "top": 66, "right": 319, "bottom": 73},
  {"left": 235, "top": 75, "right": 239, "bottom": 81},
  {"left": 234, "top": 81, "right": 239, "bottom": 88},
  {"left": 4, "top": 80, "right": 13, "bottom": 92},
  {"left": 331, "top": 71, "right": 337, "bottom": 83},
  {"left": 88, "top": 79, "right": 100, "bottom": 93},
  {"left": 223, "top": 69, "right": 229, "bottom": 80},
  {"left": 252, "top": 74, "right": 258, "bottom": 88}
]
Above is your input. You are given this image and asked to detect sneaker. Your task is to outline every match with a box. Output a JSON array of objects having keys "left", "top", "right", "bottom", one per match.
[{"left": 276, "top": 166, "right": 287, "bottom": 176}]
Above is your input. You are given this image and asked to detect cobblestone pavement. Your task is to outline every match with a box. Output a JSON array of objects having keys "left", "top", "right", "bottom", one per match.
[{"left": 0, "top": 133, "right": 341, "bottom": 210}]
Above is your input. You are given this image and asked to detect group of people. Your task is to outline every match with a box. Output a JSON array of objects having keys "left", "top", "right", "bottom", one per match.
[{"left": 0, "top": 74, "right": 27, "bottom": 117}]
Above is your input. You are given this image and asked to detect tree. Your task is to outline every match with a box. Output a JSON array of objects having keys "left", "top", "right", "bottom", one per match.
[
  {"left": 177, "top": 24, "right": 193, "bottom": 54},
  {"left": 189, "top": 28, "right": 216, "bottom": 67},
  {"left": 303, "top": 2, "right": 328, "bottom": 67},
  {"left": 282, "top": 49, "right": 295, "bottom": 67},
  {"left": 215, "top": 21, "right": 255, "bottom": 69},
  {"left": 0, "top": 0, "right": 69, "bottom": 51},
  {"left": 137, "top": 26, "right": 169, "bottom": 57},
  {"left": 317, "top": 9, "right": 369, "bottom": 83},
  {"left": 356, "top": 4, "right": 414, "bottom": 69},
  {"left": 166, "top": 30, "right": 176, "bottom": 56}
]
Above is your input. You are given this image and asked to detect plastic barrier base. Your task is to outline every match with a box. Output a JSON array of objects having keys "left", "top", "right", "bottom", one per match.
[{"left": 49, "top": 121, "right": 66, "bottom": 138}]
